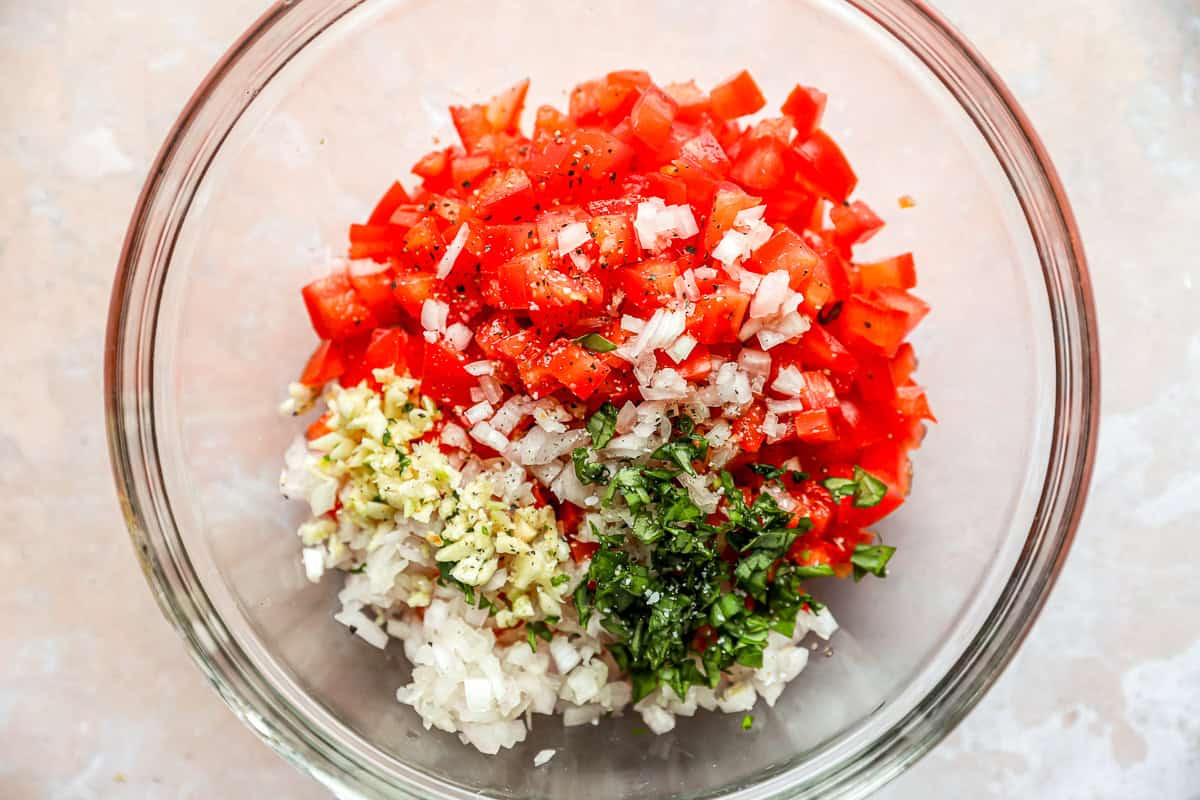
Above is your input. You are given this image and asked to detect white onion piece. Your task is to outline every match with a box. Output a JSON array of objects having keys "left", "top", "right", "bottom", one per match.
[
  {"left": 733, "top": 205, "right": 767, "bottom": 226},
  {"left": 479, "top": 376, "right": 504, "bottom": 406},
  {"left": 664, "top": 334, "right": 698, "bottom": 363},
  {"left": 470, "top": 421, "right": 509, "bottom": 451},
  {"left": 712, "top": 230, "right": 751, "bottom": 267},
  {"left": 434, "top": 223, "right": 470, "bottom": 280},
  {"left": 464, "top": 360, "right": 495, "bottom": 377},
  {"left": 750, "top": 270, "right": 791, "bottom": 319},
  {"left": 766, "top": 398, "right": 806, "bottom": 415},
  {"left": 556, "top": 221, "right": 591, "bottom": 256},
  {"left": 681, "top": 269, "right": 701, "bottom": 301},
  {"left": 469, "top": 387, "right": 486, "bottom": 403},
  {"left": 440, "top": 422, "right": 470, "bottom": 450},
  {"left": 615, "top": 401, "right": 639, "bottom": 433},
  {"left": 694, "top": 266, "right": 718, "bottom": 280},
  {"left": 420, "top": 298, "right": 449, "bottom": 333},
  {"left": 737, "top": 348, "right": 771, "bottom": 377},
  {"left": 640, "top": 368, "right": 688, "bottom": 400},
  {"left": 464, "top": 401, "right": 494, "bottom": 425},
  {"left": 621, "top": 315, "right": 646, "bottom": 334},
  {"left": 772, "top": 365, "right": 806, "bottom": 396},
  {"left": 444, "top": 322, "right": 473, "bottom": 351}
]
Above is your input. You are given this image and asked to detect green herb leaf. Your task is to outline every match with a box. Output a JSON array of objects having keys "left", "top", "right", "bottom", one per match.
[
  {"left": 586, "top": 402, "right": 619, "bottom": 449},
  {"left": 850, "top": 543, "right": 896, "bottom": 581},
  {"left": 572, "top": 447, "right": 610, "bottom": 485},
  {"left": 551, "top": 573, "right": 570, "bottom": 587},
  {"left": 748, "top": 463, "right": 785, "bottom": 481},
  {"left": 822, "top": 466, "right": 888, "bottom": 508},
  {"left": 526, "top": 620, "right": 554, "bottom": 651},
  {"left": 575, "top": 332, "right": 618, "bottom": 353},
  {"left": 792, "top": 563, "right": 836, "bottom": 579},
  {"left": 741, "top": 714, "right": 754, "bottom": 731}
]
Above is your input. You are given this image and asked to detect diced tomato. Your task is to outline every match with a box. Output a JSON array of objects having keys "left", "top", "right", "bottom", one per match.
[
  {"left": 348, "top": 223, "right": 407, "bottom": 260},
  {"left": 793, "top": 409, "right": 838, "bottom": 443},
  {"left": 859, "top": 253, "right": 917, "bottom": 291},
  {"left": 516, "top": 342, "right": 561, "bottom": 399},
  {"left": 451, "top": 154, "right": 493, "bottom": 189},
  {"left": 630, "top": 86, "right": 678, "bottom": 149},
  {"left": 563, "top": 128, "right": 636, "bottom": 181},
  {"left": 547, "top": 340, "right": 613, "bottom": 400},
  {"left": 620, "top": 258, "right": 677, "bottom": 314},
  {"left": 677, "top": 129, "right": 732, "bottom": 179},
  {"left": 588, "top": 213, "right": 638, "bottom": 269},
  {"left": 669, "top": 342, "right": 713, "bottom": 381},
  {"left": 420, "top": 341, "right": 476, "bottom": 407},
  {"left": 796, "top": 371, "right": 839, "bottom": 409},
  {"left": 704, "top": 183, "right": 761, "bottom": 251},
  {"left": 535, "top": 205, "right": 590, "bottom": 246},
  {"left": 686, "top": 284, "right": 751, "bottom": 344},
  {"left": 475, "top": 314, "right": 522, "bottom": 358},
  {"left": 733, "top": 400, "right": 767, "bottom": 453},
  {"left": 475, "top": 167, "right": 535, "bottom": 221},
  {"left": 305, "top": 412, "right": 333, "bottom": 441},
  {"left": 484, "top": 78, "right": 530, "bottom": 133},
  {"left": 299, "top": 340, "right": 345, "bottom": 387},
  {"left": 412, "top": 148, "right": 449, "bottom": 182},
  {"left": 792, "top": 129, "right": 858, "bottom": 203},
  {"left": 398, "top": 217, "right": 444, "bottom": 270},
  {"left": 710, "top": 70, "right": 766, "bottom": 120},
  {"left": 730, "top": 137, "right": 788, "bottom": 190},
  {"left": 830, "top": 200, "right": 885, "bottom": 248},
  {"left": 869, "top": 288, "right": 930, "bottom": 336},
  {"left": 797, "top": 324, "right": 859, "bottom": 379},
  {"left": 855, "top": 353, "right": 898, "bottom": 406},
  {"left": 748, "top": 227, "right": 819, "bottom": 290},
  {"left": 889, "top": 342, "right": 918, "bottom": 385},
  {"left": 366, "top": 181, "right": 412, "bottom": 226},
  {"left": 664, "top": 81, "right": 712, "bottom": 121},
  {"left": 895, "top": 383, "right": 936, "bottom": 422},
  {"left": 362, "top": 327, "right": 414, "bottom": 378},
  {"left": 301, "top": 271, "right": 378, "bottom": 341},
  {"left": 780, "top": 85, "right": 827, "bottom": 139},
  {"left": 346, "top": 260, "right": 401, "bottom": 326},
  {"left": 569, "top": 539, "right": 601, "bottom": 564},
  {"left": 390, "top": 271, "right": 438, "bottom": 319}
]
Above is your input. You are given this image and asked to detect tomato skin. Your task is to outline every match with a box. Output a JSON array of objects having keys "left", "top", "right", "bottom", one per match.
[
  {"left": 630, "top": 86, "right": 679, "bottom": 149},
  {"left": 732, "top": 401, "right": 767, "bottom": 453},
  {"left": 420, "top": 341, "right": 477, "bottom": 407},
  {"left": 347, "top": 262, "right": 402, "bottom": 326},
  {"left": 793, "top": 408, "right": 838, "bottom": 443},
  {"left": 748, "top": 227, "right": 819, "bottom": 290},
  {"left": 620, "top": 258, "right": 678, "bottom": 314},
  {"left": 710, "top": 70, "right": 767, "bottom": 120},
  {"left": 391, "top": 271, "right": 438, "bottom": 319},
  {"left": 588, "top": 213, "right": 638, "bottom": 269},
  {"left": 302, "top": 271, "right": 378, "bottom": 342},
  {"left": 730, "top": 137, "right": 788, "bottom": 190},
  {"left": 859, "top": 253, "right": 917, "bottom": 291},
  {"left": 704, "top": 183, "right": 761, "bottom": 251},
  {"left": 362, "top": 327, "right": 415, "bottom": 378},
  {"left": 299, "top": 340, "right": 345, "bottom": 387},
  {"left": 792, "top": 129, "right": 858, "bottom": 203},
  {"left": 569, "top": 539, "right": 601, "bottom": 564},
  {"left": 780, "top": 85, "right": 827, "bottom": 139},
  {"left": 686, "top": 284, "right": 751, "bottom": 344},
  {"left": 366, "top": 181, "right": 412, "bottom": 226},
  {"left": 547, "top": 340, "right": 613, "bottom": 400},
  {"left": 830, "top": 200, "right": 885, "bottom": 249},
  {"left": 663, "top": 80, "right": 712, "bottom": 121},
  {"left": 475, "top": 167, "right": 535, "bottom": 221},
  {"left": 348, "top": 223, "right": 407, "bottom": 261}
]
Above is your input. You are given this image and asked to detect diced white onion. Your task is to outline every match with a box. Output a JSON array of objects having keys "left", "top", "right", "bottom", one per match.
[
  {"left": 738, "top": 317, "right": 765, "bottom": 341},
  {"left": 469, "top": 387, "right": 486, "bottom": 403},
  {"left": 479, "top": 376, "right": 504, "bottom": 406},
  {"left": 556, "top": 221, "right": 591, "bottom": 256},
  {"left": 640, "top": 368, "right": 688, "bottom": 400},
  {"left": 737, "top": 348, "right": 771, "bottom": 377},
  {"left": 434, "top": 223, "right": 470, "bottom": 280},
  {"left": 694, "top": 266, "right": 718, "bottom": 280},
  {"left": 302, "top": 547, "right": 325, "bottom": 582},
  {"left": 739, "top": 270, "right": 762, "bottom": 294},
  {"left": 733, "top": 205, "right": 767, "bottom": 226},
  {"left": 681, "top": 269, "right": 701, "bottom": 301},
  {"left": 440, "top": 422, "right": 470, "bottom": 449},
  {"left": 490, "top": 396, "right": 530, "bottom": 435},
  {"left": 444, "top": 322, "right": 473, "bottom": 351},
  {"left": 766, "top": 398, "right": 807, "bottom": 414},
  {"left": 464, "top": 360, "right": 495, "bottom": 377},
  {"left": 568, "top": 250, "right": 591, "bottom": 272},
  {"left": 469, "top": 421, "right": 509, "bottom": 451},
  {"left": 712, "top": 230, "right": 751, "bottom": 267},
  {"left": 464, "top": 401, "right": 495, "bottom": 425},
  {"left": 615, "top": 401, "right": 639, "bottom": 433},
  {"left": 664, "top": 334, "right": 698, "bottom": 364},
  {"left": 420, "top": 298, "right": 449, "bottom": 333},
  {"left": 750, "top": 270, "right": 791, "bottom": 319},
  {"left": 671, "top": 205, "right": 699, "bottom": 238},
  {"left": 772, "top": 365, "right": 806, "bottom": 396},
  {"left": 621, "top": 315, "right": 645, "bottom": 334}
]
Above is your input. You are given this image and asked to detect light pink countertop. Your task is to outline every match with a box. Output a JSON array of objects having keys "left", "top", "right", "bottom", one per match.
[{"left": 1, "top": 1, "right": 1197, "bottom": 797}]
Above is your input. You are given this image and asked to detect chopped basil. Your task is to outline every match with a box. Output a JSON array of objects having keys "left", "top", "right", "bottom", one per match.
[
  {"left": 586, "top": 402, "right": 619, "bottom": 449},
  {"left": 741, "top": 714, "right": 754, "bottom": 731},
  {"left": 551, "top": 573, "right": 570, "bottom": 587},
  {"left": 793, "top": 563, "right": 836, "bottom": 579},
  {"left": 823, "top": 466, "right": 888, "bottom": 508},
  {"left": 525, "top": 619, "right": 556, "bottom": 652},
  {"left": 850, "top": 543, "right": 896, "bottom": 581},
  {"left": 574, "top": 332, "right": 618, "bottom": 353},
  {"left": 748, "top": 463, "right": 786, "bottom": 480},
  {"left": 572, "top": 447, "right": 610, "bottom": 485}
]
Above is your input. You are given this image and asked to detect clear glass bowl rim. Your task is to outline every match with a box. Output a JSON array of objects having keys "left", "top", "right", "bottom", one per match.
[{"left": 104, "top": 1, "right": 1100, "bottom": 798}]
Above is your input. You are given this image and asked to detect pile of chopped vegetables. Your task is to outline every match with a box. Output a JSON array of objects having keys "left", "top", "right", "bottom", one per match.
[{"left": 281, "top": 68, "right": 934, "bottom": 750}]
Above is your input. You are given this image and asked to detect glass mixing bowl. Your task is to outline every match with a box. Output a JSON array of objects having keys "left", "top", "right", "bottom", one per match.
[{"left": 105, "top": 1, "right": 1099, "bottom": 797}]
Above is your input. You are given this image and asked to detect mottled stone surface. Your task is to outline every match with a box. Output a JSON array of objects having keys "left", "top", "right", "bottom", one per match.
[{"left": 0, "top": 1, "right": 1196, "bottom": 798}]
